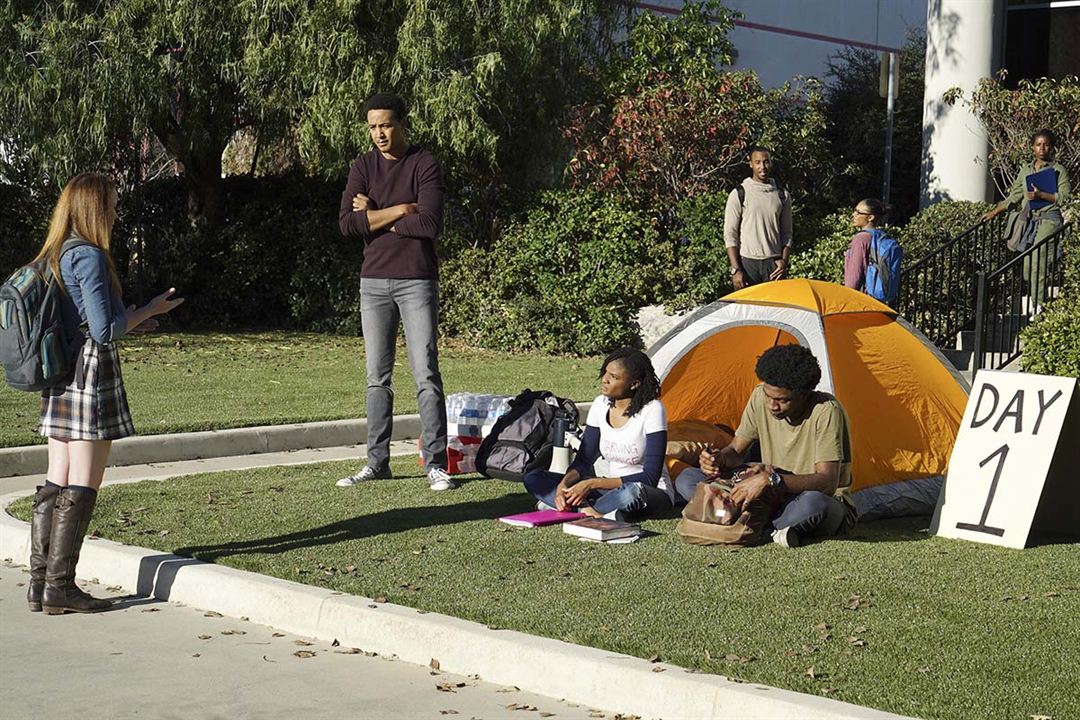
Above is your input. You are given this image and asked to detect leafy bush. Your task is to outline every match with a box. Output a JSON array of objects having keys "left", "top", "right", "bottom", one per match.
[
  {"left": 565, "top": 0, "right": 829, "bottom": 217},
  {"left": 441, "top": 190, "right": 665, "bottom": 354},
  {"left": 1021, "top": 229, "right": 1080, "bottom": 377},
  {"left": 897, "top": 200, "right": 995, "bottom": 263},
  {"left": 664, "top": 193, "right": 732, "bottom": 311},
  {"left": 123, "top": 174, "right": 362, "bottom": 332},
  {"left": 787, "top": 210, "right": 854, "bottom": 284}
]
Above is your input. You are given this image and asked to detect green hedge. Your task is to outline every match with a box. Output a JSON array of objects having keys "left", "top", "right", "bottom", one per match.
[
  {"left": 441, "top": 189, "right": 668, "bottom": 355},
  {"left": 1021, "top": 228, "right": 1080, "bottom": 377}
]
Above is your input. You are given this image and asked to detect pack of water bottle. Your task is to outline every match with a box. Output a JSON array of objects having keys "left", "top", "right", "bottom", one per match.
[{"left": 445, "top": 393, "right": 512, "bottom": 438}]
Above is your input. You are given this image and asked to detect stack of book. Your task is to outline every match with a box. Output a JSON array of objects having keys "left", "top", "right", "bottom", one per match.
[
  {"left": 563, "top": 517, "right": 641, "bottom": 543},
  {"left": 498, "top": 509, "right": 583, "bottom": 527}
]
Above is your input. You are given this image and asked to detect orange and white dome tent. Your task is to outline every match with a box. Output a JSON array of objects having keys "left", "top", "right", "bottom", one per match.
[{"left": 649, "top": 279, "right": 969, "bottom": 492}]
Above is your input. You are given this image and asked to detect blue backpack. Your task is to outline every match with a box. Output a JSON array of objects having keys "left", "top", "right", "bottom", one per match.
[{"left": 863, "top": 228, "right": 903, "bottom": 306}]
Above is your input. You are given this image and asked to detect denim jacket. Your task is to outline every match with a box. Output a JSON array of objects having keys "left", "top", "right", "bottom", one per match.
[{"left": 59, "top": 241, "right": 127, "bottom": 345}]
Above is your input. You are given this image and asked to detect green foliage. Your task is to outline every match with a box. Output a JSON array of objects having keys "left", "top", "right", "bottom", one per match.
[
  {"left": 0, "top": 182, "right": 50, "bottom": 280},
  {"left": 665, "top": 193, "right": 732, "bottom": 311},
  {"left": 1021, "top": 228, "right": 1080, "bottom": 377},
  {"left": 125, "top": 175, "right": 362, "bottom": 332},
  {"left": 566, "top": 2, "right": 829, "bottom": 215},
  {"left": 441, "top": 190, "right": 664, "bottom": 354},
  {"left": 0, "top": 0, "right": 632, "bottom": 228},
  {"left": 821, "top": 30, "right": 926, "bottom": 223},
  {"left": 787, "top": 210, "right": 854, "bottom": 284},
  {"left": 606, "top": 0, "right": 737, "bottom": 94},
  {"left": 948, "top": 74, "right": 1080, "bottom": 203},
  {"left": 897, "top": 200, "right": 994, "bottom": 262}
]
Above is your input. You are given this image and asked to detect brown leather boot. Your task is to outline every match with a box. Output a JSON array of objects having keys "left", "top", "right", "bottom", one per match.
[
  {"left": 41, "top": 488, "right": 111, "bottom": 615},
  {"left": 27, "top": 483, "right": 62, "bottom": 611}
]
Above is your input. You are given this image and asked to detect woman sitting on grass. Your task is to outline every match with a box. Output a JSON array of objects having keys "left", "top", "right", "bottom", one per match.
[{"left": 523, "top": 347, "right": 673, "bottom": 521}]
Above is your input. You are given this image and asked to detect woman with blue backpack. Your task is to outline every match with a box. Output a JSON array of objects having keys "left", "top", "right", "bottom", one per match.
[
  {"left": 25, "top": 173, "right": 183, "bottom": 614},
  {"left": 843, "top": 198, "right": 902, "bottom": 306}
]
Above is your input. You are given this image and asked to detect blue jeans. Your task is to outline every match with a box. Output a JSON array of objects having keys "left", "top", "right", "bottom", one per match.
[
  {"left": 360, "top": 278, "right": 447, "bottom": 472},
  {"left": 522, "top": 470, "right": 673, "bottom": 518},
  {"left": 674, "top": 467, "right": 847, "bottom": 538}
]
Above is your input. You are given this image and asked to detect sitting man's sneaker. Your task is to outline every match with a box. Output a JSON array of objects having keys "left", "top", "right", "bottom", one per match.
[
  {"left": 336, "top": 466, "right": 391, "bottom": 487},
  {"left": 427, "top": 467, "right": 458, "bottom": 491},
  {"left": 771, "top": 526, "right": 801, "bottom": 548},
  {"left": 536, "top": 500, "right": 558, "bottom": 511}
]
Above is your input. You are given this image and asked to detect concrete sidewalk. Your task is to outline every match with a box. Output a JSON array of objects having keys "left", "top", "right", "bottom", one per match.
[
  {"left": 0, "top": 445, "right": 913, "bottom": 720},
  {"left": 0, "top": 561, "right": 612, "bottom": 720}
]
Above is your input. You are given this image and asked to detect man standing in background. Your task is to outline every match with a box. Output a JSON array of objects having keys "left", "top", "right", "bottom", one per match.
[
  {"left": 336, "top": 93, "right": 455, "bottom": 491},
  {"left": 724, "top": 147, "right": 793, "bottom": 289}
]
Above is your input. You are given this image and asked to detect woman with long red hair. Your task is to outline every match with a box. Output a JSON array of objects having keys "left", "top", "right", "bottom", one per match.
[{"left": 27, "top": 173, "right": 183, "bottom": 614}]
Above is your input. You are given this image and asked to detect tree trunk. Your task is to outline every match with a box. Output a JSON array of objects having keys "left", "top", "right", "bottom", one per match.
[{"left": 183, "top": 149, "right": 224, "bottom": 229}]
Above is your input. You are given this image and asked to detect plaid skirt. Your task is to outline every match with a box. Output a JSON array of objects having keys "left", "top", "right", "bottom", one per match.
[{"left": 39, "top": 339, "right": 135, "bottom": 441}]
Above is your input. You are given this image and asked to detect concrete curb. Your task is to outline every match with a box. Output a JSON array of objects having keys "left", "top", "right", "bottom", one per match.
[
  {"left": 1, "top": 487, "right": 910, "bottom": 720},
  {"left": 0, "top": 417, "right": 415, "bottom": 478}
]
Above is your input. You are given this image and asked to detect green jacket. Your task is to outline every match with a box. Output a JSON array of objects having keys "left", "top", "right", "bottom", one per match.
[{"left": 1004, "top": 160, "right": 1071, "bottom": 218}]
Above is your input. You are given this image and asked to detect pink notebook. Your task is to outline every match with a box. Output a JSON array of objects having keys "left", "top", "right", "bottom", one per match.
[{"left": 498, "top": 509, "right": 583, "bottom": 528}]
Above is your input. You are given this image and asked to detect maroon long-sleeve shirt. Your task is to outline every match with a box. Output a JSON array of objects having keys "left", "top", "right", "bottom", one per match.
[{"left": 339, "top": 146, "right": 444, "bottom": 279}]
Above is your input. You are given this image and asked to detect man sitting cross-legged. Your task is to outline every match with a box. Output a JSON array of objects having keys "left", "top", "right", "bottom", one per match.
[{"left": 674, "top": 344, "right": 856, "bottom": 548}]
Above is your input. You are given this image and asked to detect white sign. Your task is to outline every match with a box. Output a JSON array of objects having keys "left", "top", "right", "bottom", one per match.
[{"left": 932, "top": 370, "right": 1080, "bottom": 549}]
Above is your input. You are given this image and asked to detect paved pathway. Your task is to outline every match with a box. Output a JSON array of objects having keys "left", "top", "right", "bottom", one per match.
[{"left": 0, "top": 562, "right": 612, "bottom": 720}]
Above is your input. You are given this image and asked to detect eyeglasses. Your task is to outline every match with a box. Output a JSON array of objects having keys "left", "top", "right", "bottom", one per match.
[{"left": 852, "top": 209, "right": 873, "bottom": 215}]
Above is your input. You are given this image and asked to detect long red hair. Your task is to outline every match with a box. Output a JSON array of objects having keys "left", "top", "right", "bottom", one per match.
[{"left": 34, "top": 173, "right": 122, "bottom": 295}]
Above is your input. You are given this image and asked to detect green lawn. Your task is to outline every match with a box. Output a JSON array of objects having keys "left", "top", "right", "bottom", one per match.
[
  {"left": 9, "top": 456, "right": 1077, "bottom": 720},
  {"left": 0, "top": 332, "right": 601, "bottom": 447}
]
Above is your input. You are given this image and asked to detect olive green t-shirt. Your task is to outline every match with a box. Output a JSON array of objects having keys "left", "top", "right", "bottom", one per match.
[{"left": 735, "top": 385, "right": 853, "bottom": 494}]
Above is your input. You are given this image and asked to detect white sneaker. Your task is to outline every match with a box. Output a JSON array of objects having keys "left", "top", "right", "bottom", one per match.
[
  {"left": 771, "top": 526, "right": 801, "bottom": 548},
  {"left": 336, "top": 466, "right": 389, "bottom": 487},
  {"left": 536, "top": 501, "right": 557, "bottom": 511},
  {"left": 427, "top": 467, "right": 458, "bottom": 491}
]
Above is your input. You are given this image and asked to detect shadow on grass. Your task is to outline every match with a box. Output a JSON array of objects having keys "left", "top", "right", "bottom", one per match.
[
  {"left": 840, "top": 515, "right": 932, "bottom": 544},
  {"left": 172, "top": 494, "right": 529, "bottom": 562}
]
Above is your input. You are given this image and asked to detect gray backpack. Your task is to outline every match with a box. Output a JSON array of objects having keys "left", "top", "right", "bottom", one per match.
[{"left": 0, "top": 239, "right": 91, "bottom": 391}]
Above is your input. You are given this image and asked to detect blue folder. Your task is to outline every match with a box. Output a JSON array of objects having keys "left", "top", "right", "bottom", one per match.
[{"left": 1026, "top": 167, "right": 1058, "bottom": 211}]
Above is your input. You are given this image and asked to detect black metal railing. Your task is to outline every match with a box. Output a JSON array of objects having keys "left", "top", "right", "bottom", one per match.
[
  {"left": 972, "top": 222, "right": 1074, "bottom": 373},
  {"left": 896, "top": 214, "right": 1009, "bottom": 347}
]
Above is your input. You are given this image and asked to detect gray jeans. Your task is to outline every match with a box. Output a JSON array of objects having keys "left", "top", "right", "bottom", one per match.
[{"left": 360, "top": 278, "right": 447, "bottom": 472}]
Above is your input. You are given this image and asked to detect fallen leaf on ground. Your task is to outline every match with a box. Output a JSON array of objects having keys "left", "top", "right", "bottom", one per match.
[
  {"left": 439, "top": 711, "right": 459, "bottom": 716},
  {"left": 437, "top": 682, "right": 465, "bottom": 693},
  {"left": 334, "top": 647, "right": 362, "bottom": 655},
  {"left": 191, "top": 653, "right": 200, "bottom": 658},
  {"left": 271, "top": 632, "right": 285, "bottom": 638},
  {"left": 203, "top": 611, "right": 223, "bottom": 618},
  {"left": 853, "top": 625, "right": 867, "bottom": 633},
  {"left": 221, "top": 630, "right": 246, "bottom": 636},
  {"left": 821, "top": 687, "right": 837, "bottom": 695},
  {"left": 262, "top": 655, "right": 276, "bottom": 663},
  {"left": 805, "top": 666, "right": 817, "bottom": 679},
  {"left": 1043, "top": 591, "right": 1059, "bottom": 598},
  {"left": 430, "top": 658, "right": 441, "bottom": 671},
  {"left": 197, "top": 635, "right": 212, "bottom": 640},
  {"left": 373, "top": 596, "right": 388, "bottom": 603},
  {"left": 647, "top": 654, "right": 661, "bottom": 663},
  {"left": 847, "top": 637, "right": 866, "bottom": 647},
  {"left": 293, "top": 640, "right": 312, "bottom": 646},
  {"left": 141, "top": 608, "right": 159, "bottom": 613},
  {"left": 331, "top": 639, "right": 340, "bottom": 647},
  {"left": 651, "top": 666, "right": 665, "bottom": 673},
  {"left": 496, "top": 687, "right": 520, "bottom": 693},
  {"left": 293, "top": 650, "right": 316, "bottom": 659},
  {"left": 1029, "top": 714, "right": 1053, "bottom": 720}
]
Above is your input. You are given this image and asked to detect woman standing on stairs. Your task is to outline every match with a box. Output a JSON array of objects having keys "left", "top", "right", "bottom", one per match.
[{"left": 28, "top": 173, "right": 183, "bottom": 614}]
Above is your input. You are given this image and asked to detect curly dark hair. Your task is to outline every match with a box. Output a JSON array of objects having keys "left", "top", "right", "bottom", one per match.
[
  {"left": 599, "top": 347, "right": 660, "bottom": 417},
  {"left": 755, "top": 344, "right": 821, "bottom": 393},
  {"left": 363, "top": 93, "right": 408, "bottom": 123}
]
